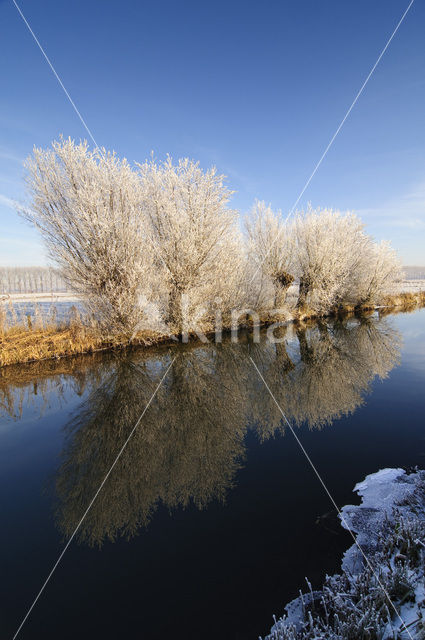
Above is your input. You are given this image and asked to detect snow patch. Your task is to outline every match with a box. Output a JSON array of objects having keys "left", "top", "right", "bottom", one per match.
[{"left": 263, "top": 468, "right": 425, "bottom": 640}]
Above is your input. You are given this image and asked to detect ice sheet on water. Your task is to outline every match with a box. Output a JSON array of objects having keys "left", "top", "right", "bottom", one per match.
[{"left": 340, "top": 467, "right": 423, "bottom": 574}]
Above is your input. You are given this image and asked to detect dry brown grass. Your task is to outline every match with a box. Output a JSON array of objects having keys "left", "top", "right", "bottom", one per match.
[
  {"left": 1, "top": 325, "right": 101, "bottom": 367},
  {"left": 0, "top": 325, "right": 170, "bottom": 367},
  {"left": 0, "top": 300, "right": 167, "bottom": 367},
  {"left": 381, "top": 290, "right": 425, "bottom": 311}
]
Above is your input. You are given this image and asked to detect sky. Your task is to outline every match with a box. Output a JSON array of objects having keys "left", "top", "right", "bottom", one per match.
[{"left": 0, "top": 0, "right": 424, "bottom": 266}]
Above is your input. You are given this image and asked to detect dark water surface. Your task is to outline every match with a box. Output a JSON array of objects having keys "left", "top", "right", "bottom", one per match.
[{"left": 1, "top": 309, "right": 424, "bottom": 639}]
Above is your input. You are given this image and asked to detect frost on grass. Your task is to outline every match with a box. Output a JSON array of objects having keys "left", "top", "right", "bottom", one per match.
[{"left": 262, "top": 468, "right": 425, "bottom": 640}]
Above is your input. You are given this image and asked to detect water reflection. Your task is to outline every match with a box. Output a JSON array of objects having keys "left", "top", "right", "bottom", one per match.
[
  {"left": 250, "top": 317, "right": 401, "bottom": 434},
  {"left": 54, "top": 348, "right": 249, "bottom": 545},
  {"left": 0, "top": 314, "right": 401, "bottom": 546}
]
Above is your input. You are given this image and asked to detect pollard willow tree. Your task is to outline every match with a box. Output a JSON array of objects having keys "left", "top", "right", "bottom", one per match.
[
  {"left": 137, "top": 156, "right": 245, "bottom": 333},
  {"left": 21, "top": 138, "right": 152, "bottom": 333},
  {"left": 246, "top": 200, "right": 295, "bottom": 308},
  {"left": 291, "top": 206, "right": 397, "bottom": 312},
  {"left": 353, "top": 240, "right": 403, "bottom": 305}
]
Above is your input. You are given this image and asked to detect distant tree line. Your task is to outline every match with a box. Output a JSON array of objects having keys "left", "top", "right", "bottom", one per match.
[
  {"left": 0, "top": 266, "right": 68, "bottom": 294},
  {"left": 18, "top": 138, "right": 404, "bottom": 334}
]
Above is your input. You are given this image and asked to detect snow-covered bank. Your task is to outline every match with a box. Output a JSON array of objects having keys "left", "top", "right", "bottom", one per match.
[{"left": 263, "top": 468, "right": 425, "bottom": 640}]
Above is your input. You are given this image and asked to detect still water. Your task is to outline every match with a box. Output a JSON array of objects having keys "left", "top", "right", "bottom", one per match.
[{"left": 1, "top": 309, "right": 424, "bottom": 639}]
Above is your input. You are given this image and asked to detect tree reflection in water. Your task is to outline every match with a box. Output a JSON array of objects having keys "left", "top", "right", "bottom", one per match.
[
  {"left": 54, "top": 346, "right": 250, "bottom": 545},
  {"left": 250, "top": 317, "right": 401, "bottom": 436},
  {"left": 0, "top": 314, "right": 402, "bottom": 546}
]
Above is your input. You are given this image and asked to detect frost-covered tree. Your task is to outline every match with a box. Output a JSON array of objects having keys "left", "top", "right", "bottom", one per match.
[
  {"left": 353, "top": 240, "right": 403, "bottom": 305},
  {"left": 21, "top": 138, "right": 152, "bottom": 333},
  {"left": 138, "top": 156, "right": 245, "bottom": 332},
  {"left": 246, "top": 201, "right": 295, "bottom": 308},
  {"left": 292, "top": 207, "right": 372, "bottom": 312},
  {"left": 18, "top": 137, "right": 404, "bottom": 337}
]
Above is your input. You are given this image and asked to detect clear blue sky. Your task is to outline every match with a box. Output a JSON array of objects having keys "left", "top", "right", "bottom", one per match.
[{"left": 1, "top": 0, "right": 424, "bottom": 265}]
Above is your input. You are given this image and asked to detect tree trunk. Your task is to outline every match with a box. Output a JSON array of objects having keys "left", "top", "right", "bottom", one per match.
[
  {"left": 167, "top": 284, "right": 183, "bottom": 333},
  {"left": 296, "top": 327, "right": 313, "bottom": 363},
  {"left": 297, "top": 275, "right": 311, "bottom": 309},
  {"left": 317, "top": 320, "right": 329, "bottom": 338},
  {"left": 275, "top": 340, "right": 295, "bottom": 373},
  {"left": 274, "top": 285, "right": 288, "bottom": 307},
  {"left": 273, "top": 272, "right": 294, "bottom": 307}
]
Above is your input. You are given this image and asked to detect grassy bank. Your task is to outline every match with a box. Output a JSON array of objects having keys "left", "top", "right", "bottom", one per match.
[
  {"left": 1, "top": 291, "right": 424, "bottom": 368},
  {"left": 0, "top": 323, "right": 168, "bottom": 367}
]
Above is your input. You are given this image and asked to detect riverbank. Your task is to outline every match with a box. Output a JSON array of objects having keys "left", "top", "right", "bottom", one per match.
[
  {"left": 263, "top": 467, "right": 425, "bottom": 640},
  {"left": 1, "top": 291, "right": 424, "bottom": 367}
]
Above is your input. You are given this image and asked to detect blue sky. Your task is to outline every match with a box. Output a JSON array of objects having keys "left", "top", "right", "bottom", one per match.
[{"left": 0, "top": 0, "right": 424, "bottom": 265}]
